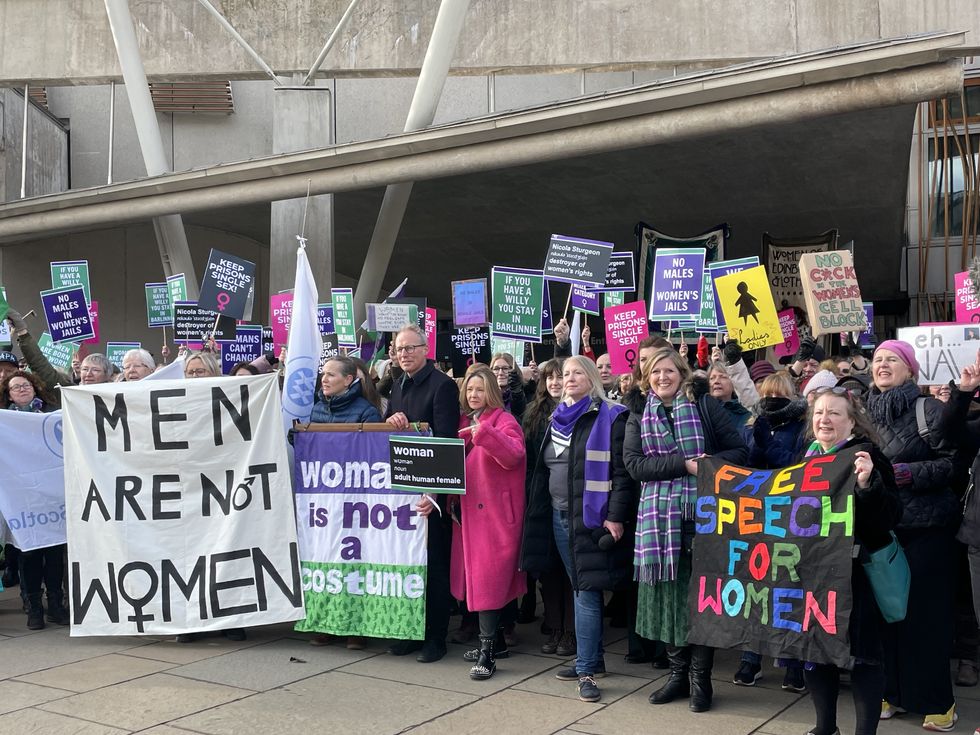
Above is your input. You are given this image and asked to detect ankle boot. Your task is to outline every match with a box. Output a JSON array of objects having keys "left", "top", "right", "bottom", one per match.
[
  {"left": 46, "top": 590, "right": 70, "bottom": 626},
  {"left": 689, "top": 644, "right": 715, "bottom": 712},
  {"left": 649, "top": 646, "right": 690, "bottom": 704},
  {"left": 469, "top": 635, "right": 496, "bottom": 680},
  {"left": 26, "top": 594, "right": 44, "bottom": 630}
]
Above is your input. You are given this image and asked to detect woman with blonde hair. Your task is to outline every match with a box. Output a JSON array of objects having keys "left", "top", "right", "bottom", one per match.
[{"left": 624, "top": 347, "right": 747, "bottom": 712}]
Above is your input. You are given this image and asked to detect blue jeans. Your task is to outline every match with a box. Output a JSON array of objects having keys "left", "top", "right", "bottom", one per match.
[{"left": 552, "top": 509, "right": 604, "bottom": 675}]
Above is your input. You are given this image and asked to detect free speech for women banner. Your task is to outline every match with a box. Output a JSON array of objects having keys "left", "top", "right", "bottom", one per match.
[
  {"left": 293, "top": 430, "right": 428, "bottom": 640},
  {"left": 687, "top": 451, "right": 857, "bottom": 667}
]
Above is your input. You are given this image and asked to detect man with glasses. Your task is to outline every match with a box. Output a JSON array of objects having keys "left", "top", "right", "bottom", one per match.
[{"left": 385, "top": 323, "right": 459, "bottom": 663}]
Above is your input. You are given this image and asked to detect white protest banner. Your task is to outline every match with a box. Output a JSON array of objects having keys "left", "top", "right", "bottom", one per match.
[
  {"left": 61, "top": 374, "right": 304, "bottom": 636},
  {"left": 897, "top": 324, "right": 980, "bottom": 386},
  {"left": 294, "top": 430, "right": 428, "bottom": 639},
  {"left": 0, "top": 410, "right": 67, "bottom": 551}
]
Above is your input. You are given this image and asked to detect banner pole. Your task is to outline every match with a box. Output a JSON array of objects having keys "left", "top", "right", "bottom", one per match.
[
  {"left": 162, "top": 325, "right": 168, "bottom": 364},
  {"left": 529, "top": 342, "right": 535, "bottom": 364},
  {"left": 563, "top": 285, "right": 573, "bottom": 320},
  {"left": 209, "top": 311, "right": 221, "bottom": 342}
]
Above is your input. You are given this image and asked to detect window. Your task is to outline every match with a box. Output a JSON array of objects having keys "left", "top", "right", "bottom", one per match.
[{"left": 929, "top": 78, "right": 980, "bottom": 128}]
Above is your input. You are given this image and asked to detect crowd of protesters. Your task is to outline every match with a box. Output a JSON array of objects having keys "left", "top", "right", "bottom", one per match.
[{"left": 5, "top": 300, "right": 980, "bottom": 734}]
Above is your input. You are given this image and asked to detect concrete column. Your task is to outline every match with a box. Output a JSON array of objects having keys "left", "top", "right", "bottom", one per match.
[{"left": 270, "top": 84, "right": 334, "bottom": 295}]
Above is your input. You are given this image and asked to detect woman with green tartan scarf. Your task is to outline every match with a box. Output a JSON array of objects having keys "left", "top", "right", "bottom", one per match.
[{"left": 623, "top": 347, "right": 747, "bottom": 712}]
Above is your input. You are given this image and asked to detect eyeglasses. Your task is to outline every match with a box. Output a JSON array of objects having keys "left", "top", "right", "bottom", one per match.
[
  {"left": 8, "top": 383, "right": 32, "bottom": 392},
  {"left": 490, "top": 366, "right": 510, "bottom": 373},
  {"left": 812, "top": 386, "right": 851, "bottom": 397},
  {"left": 394, "top": 344, "right": 425, "bottom": 355},
  {"left": 185, "top": 368, "right": 212, "bottom": 377}
]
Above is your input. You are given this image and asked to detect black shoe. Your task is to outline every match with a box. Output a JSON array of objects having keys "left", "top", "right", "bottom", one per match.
[
  {"left": 417, "top": 640, "right": 447, "bottom": 663},
  {"left": 176, "top": 633, "right": 198, "bottom": 643},
  {"left": 782, "top": 666, "right": 806, "bottom": 693},
  {"left": 649, "top": 646, "right": 690, "bottom": 705},
  {"left": 578, "top": 675, "right": 601, "bottom": 702},
  {"left": 555, "top": 664, "right": 606, "bottom": 680},
  {"left": 624, "top": 652, "right": 654, "bottom": 664},
  {"left": 25, "top": 594, "right": 44, "bottom": 631},
  {"left": 733, "top": 660, "right": 762, "bottom": 686},
  {"left": 689, "top": 644, "right": 714, "bottom": 713},
  {"left": 388, "top": 639, "right": 423, "bottom": 656},
  {"left": 469, "top": 635, "right": 496, "bottom": 680},
  {"left": 555, "top": 631, "right": 577, "bottom": 657},
  {"left": 223, "top": 628, "right": 246, "bottom": 642},
  {"left": 541, "top": 630, "right": 561, "bottom": 655},
  {"left": 46, "top": 606, "right": 70, "bottom": 626}
]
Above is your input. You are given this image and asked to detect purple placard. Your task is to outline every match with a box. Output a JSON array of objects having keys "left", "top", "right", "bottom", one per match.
[
  {"left": 541, "top": 285, "right": 554, "bottom": 335},
  {"left": 221, "top": 324, "right": 263, "bottom": 374},
  {"left": 452, "top": 279, "right": 489, "bottom": 328},
  {"left": 648, "top": 248, "right": 705, "bottom": 321},
  {"left": 571, "top": 283, "right": 600, "bottom": 316},
  {"left": 40, "top": 286, "right": 94, "bottom": 344},
  {"left": 859, "top": 303, "right": 875, "bottom": 348},
  {"left": 317, "top": 304, "right": 334, "bottom": 336}
]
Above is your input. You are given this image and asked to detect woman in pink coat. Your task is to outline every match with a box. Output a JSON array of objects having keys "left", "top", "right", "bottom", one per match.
[{"left": 451, "top": 365, "right": 527, "bottom": 680}]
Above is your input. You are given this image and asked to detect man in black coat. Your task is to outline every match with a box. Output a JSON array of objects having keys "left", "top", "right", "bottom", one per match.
[{"left": 385, "top": 323, "right": 460, "bottom": 662}]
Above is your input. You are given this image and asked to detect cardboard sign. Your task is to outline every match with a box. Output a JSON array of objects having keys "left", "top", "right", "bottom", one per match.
[
  {"left": 331, "top": 288, "right": 356, "bottom": 347},
  {"left": 859, "top": 303, "right": 875, "bottom": 348},
  {"left": 570, "top": 283, "right": 600, "bottom": 317},
  {"left": 82, "top": 300, "right": 101, "bottom": 346},
  {"left": 605, "top": 301, "right": 649, "bottom": 374},
  {"left": 451, "top": 279, "right": 489, "bottom": 328},
  {"left": 369, "top": 302, "right": 419, "bottom": 333},
  {"left": 708, "top": 257, "right": 760, "bottom": 326},
  {"left": 543, "top": 234, "right": 614, "bottom": 287},
  {"left": 384, "top": 297, "right": 427, "bottom": 332},
  {"left": 649, "top": 248, "right": 706, "bottom": 321},
  {"left": 425, "top": 307, "right": 438, "bottom": 361},
  {"left": 221, "top": 324, "right": 263, "bottom": 374},
  {"left": 37, "top": 332, "right": 75, "bottom": 370},
  {"left": 799, "top": 251, "right": 867, "bottom": 337},
  {"left": 50, "top": 260, "right": 91, "bottom": 306},
  {"left": 764, "top": 231, "right": 837, "bottom": 311},
  {"left": 270, "top": 292, "right": 293, "bottom": 357},
  {"left": 40, "top": 285, "right": 94, "bottom": 344},
  {"left": 389, "top": 435, "right": 466, "bottom": 495},
  {"left": 197, "top": 249, "right": 256, "bottom": 320},
  {"left": 955, "top": 272, "right": 980, "bottom": 324},
  {"left": 167, "top": 273, "right": 188, "bottom": 313},
  {"left": 317, "top": 304, "right": 334, "bottom": 336},
  {"left": 897, "top": 324, "right": 980, "bottom": 385},
  {"left": 715, "top": 265, "right": 783, "bottom": 351},
  {"left": 106, "top": 342, "right": 140, "bottom": 369},
  {"left": 172, "top": 301, "right": 237, "bottom": 343},
  {"left": 145, "top": 283, "right": 172, "bottom": 328},
  {"left": 61, "top": 374, "right": 304, "bottom": 636},
  {"left": 774, "top": 308, "right": 800, "bottom": 359},
  {"left": 590, "top": 251, "right": 636, "bottom": 293},
  {"left": 294, "top": 431, "right": 428, "bottom": 639},
  {"left": 604, "top": 291, "right": 626, "bottom": 309},
  {"left": 491, "top": 267, "right": 545, "bottom": 341},
  {"left": 688, "top": 452, "right": 856, "bottom": 668}
]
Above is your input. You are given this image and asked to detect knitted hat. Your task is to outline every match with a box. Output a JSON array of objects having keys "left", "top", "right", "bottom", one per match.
[
  {"left": 802, "top": 369, "right": 840, "bottom": 398},
  {"left": 874, "top": 339, "right": 920, "bottom": 379},
  {"left": 0, "top": 351, "right": 18, "bottom": 366},
  {"left": 749, "top": 360, "right": 776, "bottom": 383}
]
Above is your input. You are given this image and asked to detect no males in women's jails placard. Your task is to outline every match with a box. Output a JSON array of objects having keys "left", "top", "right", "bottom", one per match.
[{"left": 60, "top": 374, "right": 305, "bottom": 636}]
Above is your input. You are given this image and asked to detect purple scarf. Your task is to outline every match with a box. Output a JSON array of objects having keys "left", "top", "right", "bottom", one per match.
[{"left": 550, "top": 397, "right": 627, "bottom": 528}]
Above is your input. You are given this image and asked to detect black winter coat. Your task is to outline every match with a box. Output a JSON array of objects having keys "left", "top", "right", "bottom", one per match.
[
  {"left": 384, "top": 361, "right": 460, "bottom": 439},
  {"left": 866, "top": 381, "right": 960, "bottom": 529},
  {"left": 519, "top": 402, "right": 636, "bottom": 591}
]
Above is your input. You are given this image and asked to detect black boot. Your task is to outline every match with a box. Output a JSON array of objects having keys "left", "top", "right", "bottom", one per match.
[
  {"left": 463, "top": 627, "right": 510, "bottom": 661},
  {"left": 689, "top": 644, "right": 715, "bottom": 712},
  {"left": 46, "top": 590, "right": 70, "bottom": 626},
  {"left": 649, "top": 646, "right": 690, "bottom": 704},
  {"left": 469, "top": 635, "right": 496, "bottom": 680},
  {"left": 26, "top": 594, "right": 44, "bottom": 631}
]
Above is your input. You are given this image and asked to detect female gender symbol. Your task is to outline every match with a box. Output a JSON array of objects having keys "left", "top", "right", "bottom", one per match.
[{"left": 215, "top": 292, "right": 231, "bottom": 311}]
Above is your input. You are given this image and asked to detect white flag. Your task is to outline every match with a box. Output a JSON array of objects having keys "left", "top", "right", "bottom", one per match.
[
  {"left": 144, "top": 355, "right": 185, "bottom": 381},
  {"left": 0, "top": 410, "right": 67, "bottom": 550},
  {"left": 281, "top": 245, "right": 323, "bottom": 431},
  {"left": 570, "top": 309, "right": 582, "bottom": 358}
]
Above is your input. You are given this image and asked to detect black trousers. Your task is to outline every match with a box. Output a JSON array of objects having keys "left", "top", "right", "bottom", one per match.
[
  {"left": 424, "top": 515, "right": 451, "bottom": 644},
  {"left": 19, "top": 544, "right": 66, "bottom": 600},
  {"left": 805, "top": 663, "right": 884, "bottom": 735}
]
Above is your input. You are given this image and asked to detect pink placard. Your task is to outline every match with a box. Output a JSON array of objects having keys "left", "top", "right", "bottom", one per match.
[
  {"left": 269, "top": 293, "right": 293, "bottom": 358},
  {"left": 773, "top": 308, "right": 799, "bottom": 358},
  {"left": 955, "top": 272, "right": 980, "bottom": 323},
  {"left": 425, "top": 307, "right": 437, "bottom": 360},
  {"left": 604, "top": 300, "right": 648, "bottom": 374},
  {"left": 82, "top": 300, "right": 100, "bottom": 345}
]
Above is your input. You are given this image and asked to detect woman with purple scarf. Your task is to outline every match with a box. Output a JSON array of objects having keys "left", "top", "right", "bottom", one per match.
[
  {"left": 623, "top": 347, "right": 747, "bottom": 712},
  {"left": 520, "top": 356, "right": 635, "bottom": 704}
]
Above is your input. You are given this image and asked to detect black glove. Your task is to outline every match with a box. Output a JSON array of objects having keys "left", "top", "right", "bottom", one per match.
[
  {"left": 794, "top": 336, "right": 816, "bottom": 363},
  {"left": 752, "top": 416, "right": 771, "bottom": 447},
  {"left": 508, "top": 368, "right": 522, "bottom": 391},
  {"left": 722, "top": 341, "right": 742, "bottom": 366}
]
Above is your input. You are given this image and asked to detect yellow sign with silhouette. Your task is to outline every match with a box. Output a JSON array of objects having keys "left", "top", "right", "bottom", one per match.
[{"left": 715, "top": 265, "right": 783, "bottom": 351}]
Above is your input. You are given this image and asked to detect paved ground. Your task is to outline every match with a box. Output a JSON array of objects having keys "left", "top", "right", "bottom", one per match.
[{"left": 0, "top": 588, "right": 977, "bottom": 735}]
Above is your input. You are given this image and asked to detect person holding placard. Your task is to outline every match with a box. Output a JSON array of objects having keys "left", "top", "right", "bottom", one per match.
[
  {"left": 623, "top": 347, "right": 747, "bottom": 713},
  {"left": 522, "top": 359, "right": 576, "bottom": 657},
  {"left": 798, "top": 386, "right": 901, "bottom": 735},
  {"left": 520, "top": 356, "right": 634, "bottom": 703},
  {"left": 867, "top": 341, "right": 962, "bottom": 731},
  {"left": 451, "top": 366, "right": 527, "bottom": 680},
  {"left": 0, "top": 371, "right": 68, "bottom": 630}
]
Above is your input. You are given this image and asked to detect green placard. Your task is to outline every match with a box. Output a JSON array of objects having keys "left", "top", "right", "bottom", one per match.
[
  {"left": 145, "top": 283, "right": 172, "bottom": 327},
  {"left": 331, "top": 288, "right": 357, "bottom": 347},
  {"left": 491, "top": 267, "right": 544, "bottom": 342},
  {"left": 50, "top": 260, "right": 91, "bottom": 306},
  {"left": 37, "top": 332, "right": 75, "bottom": 370},
  {"left": 490, "top": 337, "right": 525, "bottom": 367},
  {"left": 695, "top": 269, "right": 719, "bottom": 333},
  {"left": 603, "top": 291, "right": 626, "bottom": 309},
  {"left": 0, "top": 287, "right": 9, "bottom": 346},
  {"left": 167, "top": 274, "right": 188, "bottom": 318},
  {"left": 106, "top": 342, "right": 140, "bottom": 369}
]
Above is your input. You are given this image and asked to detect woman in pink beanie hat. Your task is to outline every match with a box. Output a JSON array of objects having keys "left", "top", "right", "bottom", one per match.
[{"left": 868, "top": 339, "right": 959, "bottom": 730}]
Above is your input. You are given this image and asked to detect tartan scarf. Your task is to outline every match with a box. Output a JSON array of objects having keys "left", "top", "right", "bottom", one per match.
[{"left": 634, "top": 392, "right": 704, "bottom": 584}]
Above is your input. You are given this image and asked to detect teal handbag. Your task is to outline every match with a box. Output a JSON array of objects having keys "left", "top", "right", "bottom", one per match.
[{"left": 862, "top": 533, "right": 910, "bottom": 623}]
